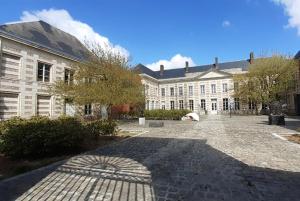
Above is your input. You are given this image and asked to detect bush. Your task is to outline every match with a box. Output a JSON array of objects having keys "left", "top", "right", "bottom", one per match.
[
  {"left": 0, "top": 116, "right": 85, "bottom": 158},
  {"left": 84, "top": 120, "right": 117, "bottom": 137},
  {"left": 144, "top": 109, "right": 191, "bottom": 120}
]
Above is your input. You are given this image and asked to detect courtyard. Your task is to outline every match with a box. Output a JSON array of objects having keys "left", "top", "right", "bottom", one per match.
[{"left": 0, "top": 115, "right": 300, "bottom": 201}]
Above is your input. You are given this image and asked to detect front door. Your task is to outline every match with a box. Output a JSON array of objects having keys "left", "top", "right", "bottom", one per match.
[{"left": 211, "top": 99, "right": 217, "bottom": 114}]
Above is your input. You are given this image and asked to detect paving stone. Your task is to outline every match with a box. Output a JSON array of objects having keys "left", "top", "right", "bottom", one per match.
[{"left": 0, "top": 116, "right": 299, "bottom": 201}]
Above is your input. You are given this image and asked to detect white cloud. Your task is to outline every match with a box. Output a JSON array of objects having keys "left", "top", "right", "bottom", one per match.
[
  {"left": 271, "top": 0, "right": 300, "bottom": 35},
  {"left": 222, "top": 20, "right": 231, "bottom": 27},
  {"left": 146, "top": 54, "right": 196, "bottom": 71},
  {"left": 17, "top": 8, "right": 129, "bottom": 57}
]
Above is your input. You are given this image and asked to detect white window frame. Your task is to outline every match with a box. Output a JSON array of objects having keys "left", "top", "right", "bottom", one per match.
[
  {"left": 37, "top": 61, "right": 52, "bottom": 82},
  {"left": 200, "top": 85, "right": 205, "bottom": 94},
  {"left": 211, "top": 84, "right": 216, "bottom": 94},
  {"left": 222, "top": 83, "right": 228, "bottom": 92}
]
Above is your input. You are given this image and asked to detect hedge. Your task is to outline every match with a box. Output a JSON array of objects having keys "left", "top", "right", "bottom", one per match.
[
  {"left": 144, "top": 109, "right": 191, "bottom": 120},
  {"left": 0, "top": 116, "right": 117, "bottom": 158}
]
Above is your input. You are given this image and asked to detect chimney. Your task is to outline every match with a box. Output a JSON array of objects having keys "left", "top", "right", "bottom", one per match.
[
  {"left": 250, "top": 52, "right": 254, "bottom": 64},
  {"left": 160, "top": 64, "right": 164, "bottom": 76},
  {"left": 185, "top": 61, "right": 189, "bottom": 73},
  {"left": 214, "top": 57, "right": 219, "bottom": 69}
]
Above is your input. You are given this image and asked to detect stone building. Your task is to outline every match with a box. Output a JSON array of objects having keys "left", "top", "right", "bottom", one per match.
[
  {"left": 0, "top": 21, "right": 87, "bottom": 120},
  {"left": 136, "top": 51, "right": 300, "bottom": 115}
]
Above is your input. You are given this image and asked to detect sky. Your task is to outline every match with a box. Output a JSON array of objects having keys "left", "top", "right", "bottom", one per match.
[{"left": 0, "top": 0, "right": 299, "bottom": 70}]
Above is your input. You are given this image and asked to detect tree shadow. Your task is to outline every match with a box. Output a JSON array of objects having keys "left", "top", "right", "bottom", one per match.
[
  {"left": 257, "top": 116, "right": 300, "bottom": 133},
  {"left": 0, "top": 136, "right": 299, "bottom": 201}
]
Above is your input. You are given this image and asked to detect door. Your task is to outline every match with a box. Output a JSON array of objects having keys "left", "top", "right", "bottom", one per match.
[{"left": 211, "top": 99, "right": 217, "bottom": 114}]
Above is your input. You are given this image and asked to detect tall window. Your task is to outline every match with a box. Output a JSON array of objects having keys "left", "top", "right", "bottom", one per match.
[
  {"left": 170, "top": 87, "right": 175, "bottom": 96},
  {"left": 248, "top": 100, "right": 256, "bottom": 110},
  {"left": 170, "top": 101, "right": 175, "bottom": 110},
  {"left": 64, "top": 69, "right": 74, "bottom": 85},
  {"left": 161, "top": 101, "right": 165, "bottom": 110},
  {"left": 37, "top": 62, "right": 51, "bottom": 82},
  {"left": 178, "top": 86, "right": 183, "bottom": 96},
  {"left": 146, "top": 100, "right": 150, "bottom": 110},
  {"left": 222, "top": 83, "right": 228, "bottom": 92},
  {"left": 234, "top": 82, "right": 239, "bottom": 91},
  {"left": 161, "top": 88, "right": 165, "bottom": 97},
  {"left": 223, "top": 98, "right": 229, "bottom": 110},
  {"left": 151, "top": 101, "right": 155, "bottom": 110},
  {"left": 211, "top": 84, "right": 216, "bottom": 94},
  {"left": 200, "top": 85, "right": 205, "bottom": 94},
  {"left": 200, "top": 99, "right": 206, "bottom": 110},
  {"left": 189, "top": 86, "right": 193, "bottom": 96},
  {"left": 179, "top": 100, "right": 184, "bottom": 109},
  {"left": 84, "top": 104, "right": 92, "bottom": 115},
  {"left": 189, "top": 100, "right": 194, "bottom": 111},
  {"left": 234, "top": 98, "right": 240, "bottom": 110}
]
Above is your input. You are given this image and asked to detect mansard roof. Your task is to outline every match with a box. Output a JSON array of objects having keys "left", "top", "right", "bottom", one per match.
[
  {"left": 135, "top": 60, "right": 250, "bottom": 79},
  {"left": 0, "top": 20, "right": 88, "bottom": 61}
]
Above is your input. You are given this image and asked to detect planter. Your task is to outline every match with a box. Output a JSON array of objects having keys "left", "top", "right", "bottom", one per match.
[
  {"left": 268, "top": 115, "right": 285, "bottom": 125},
  {"left": 139, "top": 117, "right": 145, "bottom": 125}
]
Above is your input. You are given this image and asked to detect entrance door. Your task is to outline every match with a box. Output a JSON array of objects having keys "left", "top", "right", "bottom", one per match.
[{"left": 211, "top": 99, "right": 217, "bottom": 114}]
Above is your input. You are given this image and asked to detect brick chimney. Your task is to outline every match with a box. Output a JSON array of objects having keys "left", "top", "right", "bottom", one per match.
[
  {"left": 160, "top": 64, "right": 164, "bottom": 76},
  {"left": 185, "top": 61, "right": 189, "bottom": 73},
  {"left": 214, "top": 57, "right": 219, "bottom": 69},
  {"left": 250, "top": 52, "right": 254, "bottom": 64}
]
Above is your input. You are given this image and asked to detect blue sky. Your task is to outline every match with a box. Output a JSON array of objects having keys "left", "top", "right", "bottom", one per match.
[{"left": 0, "top": 0, "right": 299, "bottom": 70}]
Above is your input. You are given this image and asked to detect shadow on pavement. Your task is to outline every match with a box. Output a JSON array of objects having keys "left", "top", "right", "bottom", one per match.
[{"left": 0, "top": 136, "right": 299, "bottom": 201}]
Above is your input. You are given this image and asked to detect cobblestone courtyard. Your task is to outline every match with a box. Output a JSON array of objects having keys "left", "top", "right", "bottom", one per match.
[{"left": 0, "top": 115, "right": 300, "bottom": 201}]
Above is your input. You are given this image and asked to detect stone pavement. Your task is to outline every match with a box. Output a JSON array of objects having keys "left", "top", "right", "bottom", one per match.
[{"left": 0, "top": 115, "right": 300, "bottom": 201}]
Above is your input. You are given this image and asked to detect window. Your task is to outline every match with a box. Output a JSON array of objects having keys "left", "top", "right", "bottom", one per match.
[
  {"left": 64, "top": 69, "right": 74, "bottom": 85},
  {"left": 234, "top": 98, "right": 240, "bottom": 110},
  {"left": 178, "top": 86, "right": 183, "bottom": 96},
  {"left": 189, "top": 86, "right": 193, "bottom": 96},
  {"left": 189, "top": 100, "right": 194, "bottom": 111},
  {"left": 179, "top": 100, "right": 184, "bottom": 109},
  {"left": 223, "top": 98, "right": 229, "bottom": 111},
  {"left": 170, "top": 87, "right": 175, "bottom": 96},
  {"left": 146, "top": 100, "right": 150, "bottom": 110},
  {"left": 234, "top": 82, "right": 239, "bottom": 91},
  {"left": 161, "top": 88, "right": 165, "bottom": 97},
  {"left": 170, "top": 101, "right": 175, "bottom": 110},
  {"left": 84, "top": 104, "right": 92, "bottom": 115},
  {"left": 248, "top": 100, "right": 256, "bottom": 110},
  {"left": 151, "top": 101, "right": 155, "bottom": 110},
  {"left": 200, "top": 85, "right": 205, "bottom": 94},
  {"left": 211, "top": 84, "right": 216, "bottom": 94},
  {"left": 200, "top": 99, "right": 206, "bottom": 110},
  {"left": 37, "top": 62, "right": 51, "bottom": 82},
  {"left": 222, "top": 83, "right": 228, "bottom": 92},
  {"left": 161, "top": 101, "right": 165, "bottom": 110}
]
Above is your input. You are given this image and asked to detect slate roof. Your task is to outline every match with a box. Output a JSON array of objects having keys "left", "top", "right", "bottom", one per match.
[
  {"left": 135, "top": 60, "right": 250, "bottom": 79},
  {"left": 0, "top": 21, "right": 88, "bottom": 61},
  {"left": 295, "top": 51, "right": 300, "bottom": 59}
]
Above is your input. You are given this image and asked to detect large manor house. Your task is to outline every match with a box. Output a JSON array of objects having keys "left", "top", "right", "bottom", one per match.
[{"left": 0, "top": 21, "right": 299, "bottom": 119}]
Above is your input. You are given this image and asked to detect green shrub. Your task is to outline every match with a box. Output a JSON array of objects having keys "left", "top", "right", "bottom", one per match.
[
  {"left": 84, "top": 120, "right": 117, "bottom": 137},
  {"left": 144, "top": 109, "right": 191, "bottom": 120},
  {"left": 0, "top": 116, "right": 84, "bottom": 158}
]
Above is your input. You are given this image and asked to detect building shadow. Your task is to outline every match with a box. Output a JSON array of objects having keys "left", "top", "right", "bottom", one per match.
[{"left": 0, "top": 136, "right": 300, "bottom": 201}]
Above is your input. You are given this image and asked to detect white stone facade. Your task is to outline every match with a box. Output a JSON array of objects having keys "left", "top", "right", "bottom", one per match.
[
  {"left": 141, "top": 66, "right": 254, "bottom": 115},
  {"left": 0, "top": 37, "right": 73, "bottom": 120}
]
